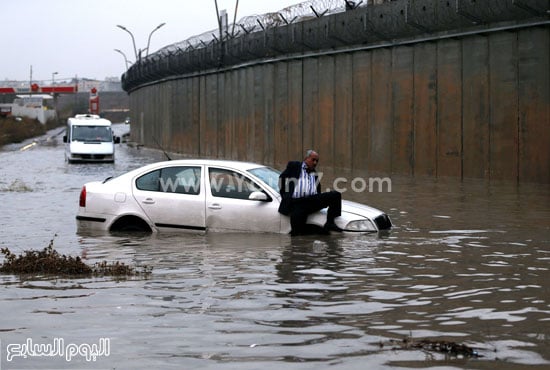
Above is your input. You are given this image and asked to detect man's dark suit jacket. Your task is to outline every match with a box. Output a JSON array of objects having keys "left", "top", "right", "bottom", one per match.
[{"left": 278, "top": 161, "right": 321, "bottom": 216}]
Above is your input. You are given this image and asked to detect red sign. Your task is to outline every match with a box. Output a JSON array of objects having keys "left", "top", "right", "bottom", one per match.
[
  {"left": 89, "top": 94, "right": 99, "bottom": 115},
  {"left": 0, "top": 85, "right": 78, "bottom": 94},
  {"left": 41, "top": 86, "right": 78, "bottom": 93}
]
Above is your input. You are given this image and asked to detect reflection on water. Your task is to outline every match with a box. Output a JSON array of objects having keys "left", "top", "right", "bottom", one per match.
[{"left": 0, "top": 127, "right": 549, "bottom": 369}]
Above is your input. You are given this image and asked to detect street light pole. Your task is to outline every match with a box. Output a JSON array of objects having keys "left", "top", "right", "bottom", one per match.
[
  {"left": 114, "top": 49, "right": 132, "bottom": 69},
  {"left": 51, "top": 71, "right": 59, "bottom": 123},
  {"left": 116, "top": 24, "right": 138, "bottom": 61},
  {"left": 146, "top": 22, "right": 166, "bottom": 57}
]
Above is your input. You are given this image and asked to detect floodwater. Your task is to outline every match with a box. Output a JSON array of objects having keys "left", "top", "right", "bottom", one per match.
[{"left": 0, "top": 125, "right": 548, "bottom": 369}]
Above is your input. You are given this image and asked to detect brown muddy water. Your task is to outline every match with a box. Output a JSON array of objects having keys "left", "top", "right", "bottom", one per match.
[{"left": 0, "top": 125, "right": 548, "bottom": 369}]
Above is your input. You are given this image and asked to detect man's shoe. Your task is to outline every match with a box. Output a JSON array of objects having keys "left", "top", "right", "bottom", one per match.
[{"left": 324, "top": 222, "right": 343, "bottom": 232}]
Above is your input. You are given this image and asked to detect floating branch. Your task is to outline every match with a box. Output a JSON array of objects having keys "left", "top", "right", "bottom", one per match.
[
  {"left": 381, "top": 337, "right": 482, "bottom": 358},
  {"left": 0, "top": 239, "right": 151, "bottom": 277}
]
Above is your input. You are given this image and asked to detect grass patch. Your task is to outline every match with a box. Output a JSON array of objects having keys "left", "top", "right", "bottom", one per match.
[
  {"left": 0, "top": 116, "right": 46, "bottom": 146},
  {"left": 0, "top": 116, "right": 61, "bottom": 146},
  {"left": 0, "top": 239, "right": 151, "bottom": 277}
]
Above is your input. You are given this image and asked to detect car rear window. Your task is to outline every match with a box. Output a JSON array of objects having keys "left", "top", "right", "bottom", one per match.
[{"left": 136, "top": 166, "right": 201, "bottom": 195}]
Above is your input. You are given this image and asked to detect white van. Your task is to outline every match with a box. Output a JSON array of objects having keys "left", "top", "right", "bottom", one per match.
[{"left": 63, "top": 114, "right": 120, "bottom": 163}]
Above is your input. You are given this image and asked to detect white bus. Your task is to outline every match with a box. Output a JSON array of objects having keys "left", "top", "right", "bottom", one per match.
[{"left": 63, "top": 114, "right": 120, "bottom": 163}]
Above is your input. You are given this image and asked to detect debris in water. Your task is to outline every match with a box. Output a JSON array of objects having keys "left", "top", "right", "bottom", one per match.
[
  {"left": 382, "top": 337, "right": 482, "bottom": 358},
  {"left": 0, "top": 238, "right": 151, "bottom": 277}
]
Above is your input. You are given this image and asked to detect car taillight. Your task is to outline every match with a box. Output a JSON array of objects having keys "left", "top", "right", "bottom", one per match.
[{"left": 79, "top": 186, "right": 86, "bottom": 207}]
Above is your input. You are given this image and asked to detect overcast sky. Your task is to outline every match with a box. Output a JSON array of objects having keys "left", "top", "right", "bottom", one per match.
[{"left": 2, "top": 0, "right": 300, "bottom": 83}]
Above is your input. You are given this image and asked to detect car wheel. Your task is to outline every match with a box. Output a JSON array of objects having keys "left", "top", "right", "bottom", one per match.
[{"left": 110, "top": 216, "right": 152, "bottom": 232}]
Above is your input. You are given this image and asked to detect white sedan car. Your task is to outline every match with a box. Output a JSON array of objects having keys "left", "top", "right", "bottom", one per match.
[{"left": 76, "top": 159, "right": 392, "bottom": 234}]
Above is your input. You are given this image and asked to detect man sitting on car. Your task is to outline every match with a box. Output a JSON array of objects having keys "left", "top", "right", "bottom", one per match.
[{"left": 278, "top": 149, "right": 342, "bottom": 235}]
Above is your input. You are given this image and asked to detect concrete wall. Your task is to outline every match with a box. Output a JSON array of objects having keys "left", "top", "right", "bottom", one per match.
[
  {"left": 56, "top": 92, "right": 129, "bottom": 122},
  {"left": 129, "top": 24, "right": 549, "bottom": 183},
  {"left": 125, "top": 0, "right": 549, "bottom": 184}
]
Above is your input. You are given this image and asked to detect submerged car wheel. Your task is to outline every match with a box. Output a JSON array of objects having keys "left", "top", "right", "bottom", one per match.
[{"left": 110, "top": 216, "right": 152, "bottom": 232}]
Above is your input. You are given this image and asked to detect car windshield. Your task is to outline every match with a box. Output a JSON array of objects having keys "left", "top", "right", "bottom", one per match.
[
  {"left": 247, "top": 166, "right": 280, "bottom": 192},
  {"left": 72, "top": 126, "right": 112, "bottom": 142}
]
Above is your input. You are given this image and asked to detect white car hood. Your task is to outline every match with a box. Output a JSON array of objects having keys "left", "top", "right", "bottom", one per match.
[
  {"left": 340, "top": 199, "right": 386, "bottom": 219},
  {"left": 305, "top": 199, "right": 386, "bottom": 230}
]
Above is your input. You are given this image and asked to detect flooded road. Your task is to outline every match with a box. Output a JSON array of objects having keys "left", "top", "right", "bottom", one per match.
[{"left": 0, "top": 125, "right": 549, "bottom": 369}]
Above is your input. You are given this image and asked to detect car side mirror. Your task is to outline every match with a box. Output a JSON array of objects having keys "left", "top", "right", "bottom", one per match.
[
  {"left": 114, "top": 136, "right": 121, "bottom": 144},
  {"left": 248, "top": 191, "right": 268, "bottom": 201},
  {"left": 63, "top": 135, "right": 67, "bottom": 143}
]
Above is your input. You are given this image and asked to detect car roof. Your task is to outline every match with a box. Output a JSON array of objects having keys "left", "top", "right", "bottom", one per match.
[
  {"left": 134, "top": 159, "right": 272, "bottom": 173},
  {"left": 68, "top": 114, "right": 112, "bottom": 126}
]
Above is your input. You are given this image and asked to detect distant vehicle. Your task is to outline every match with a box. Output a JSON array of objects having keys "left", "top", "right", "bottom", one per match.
[
  {"left": 76, "top": 159, "right": 392, "bottom": 234},
  {"left": 0, "top": 104, "right": 12, "bottom": 117},
  {"left": 63, "top": 114, "right": 120, "bottom": 163}
]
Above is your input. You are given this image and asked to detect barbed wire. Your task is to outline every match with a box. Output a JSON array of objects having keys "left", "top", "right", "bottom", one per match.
[
  {"left": 123, "top": 0, "right": 548, "bottom": 91},
  {"left": 156, "top": 0, "right": 353, "bottom": 55}
]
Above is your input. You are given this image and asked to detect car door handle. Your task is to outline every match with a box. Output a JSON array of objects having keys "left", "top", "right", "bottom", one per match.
[
  {"left": 208, "top": 203, "right": 222, "bottom": 210},
  {"left": 142, "top": 198, "right": 155, "bottom": 204}
]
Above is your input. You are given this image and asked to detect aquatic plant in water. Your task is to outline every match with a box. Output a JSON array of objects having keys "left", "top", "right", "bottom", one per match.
[
  {"left": 382, "top": 337, "right": 482, "bottom": 358},
  {"left": 0, "top": 238, "right": 151, "bottom": 277}
]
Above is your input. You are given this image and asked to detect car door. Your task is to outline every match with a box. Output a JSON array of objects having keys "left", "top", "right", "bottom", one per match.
[
  {"left": 205, "top": 167, "right": 282, "bottom": 233},
  {"left": 132, "top": 165, "right": 206, "bottom": 231}
]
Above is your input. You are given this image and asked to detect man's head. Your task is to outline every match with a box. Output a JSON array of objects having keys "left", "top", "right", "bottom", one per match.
[{"left": 303, "top": 149, "right": 319, "bottom": 172}]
